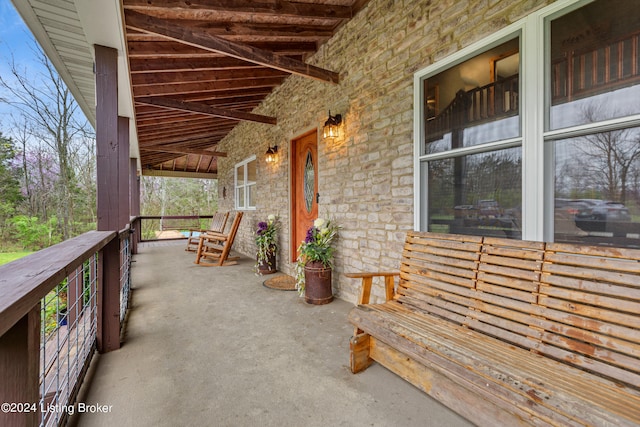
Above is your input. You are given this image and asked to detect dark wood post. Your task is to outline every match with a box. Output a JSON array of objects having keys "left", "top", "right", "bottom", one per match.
[
  {"left": 67, "top": 266, "right": 83, "bottom": 327},
  {"left": 118, "top": 116, "right": 130, "bottom": 230},
  {"left": 95, "top": 44, "right": 122, "bottom": 353},
  {"left": 130, "top": 158, "right": 140, "bottom": 254},
  {"left": 0, "top": 307, "right": 40, "bottom": 427},
  {"left": 97, "top": 238, "right": 121, "bottom": 353}
]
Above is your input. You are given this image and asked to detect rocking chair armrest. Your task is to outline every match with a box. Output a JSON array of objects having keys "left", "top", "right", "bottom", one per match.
[
  {"left": 345, "top": 272, "right": 399, "bottom": 305},
  {"left": 200, "top": 231, "right": 229, "bottom": 241}
]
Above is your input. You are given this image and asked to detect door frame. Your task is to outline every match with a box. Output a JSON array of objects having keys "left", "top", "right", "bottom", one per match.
[{"left": 289, "top": 127, "right": 319, "bottom": 262}]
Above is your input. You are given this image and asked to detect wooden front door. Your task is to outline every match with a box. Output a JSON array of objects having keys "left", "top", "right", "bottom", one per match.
[{"left": 291, "top": 130, "right": 318, "bottom": 262}]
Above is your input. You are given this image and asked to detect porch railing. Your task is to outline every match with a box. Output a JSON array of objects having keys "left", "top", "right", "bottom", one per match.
[
  {"left": 0, "top": 226, "right": 132, "bottom": 427},
  {"left": 131, "top": 215, "right": 214, "bottom": 242}
]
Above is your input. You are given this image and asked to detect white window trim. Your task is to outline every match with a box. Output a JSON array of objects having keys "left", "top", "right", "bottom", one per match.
[
  {"left": 234, "top": 155, "right": 257, "bottom": 210},
  {"left": 413, "top": 0, "right": 640, "bottom": 242}
]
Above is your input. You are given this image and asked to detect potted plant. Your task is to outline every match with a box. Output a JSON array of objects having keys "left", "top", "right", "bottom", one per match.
[
  {"left": 295, "top": 217, "right": 340, "bottom": 304},
  {"left": 255, "top": 214, "right": 279, "bottom": 275}
]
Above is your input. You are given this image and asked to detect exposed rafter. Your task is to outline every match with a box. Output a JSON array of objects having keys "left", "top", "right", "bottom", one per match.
[
  {"left": 125, "top": 10, "right": 340, "bottom": 84},
  {"left": 123, "top": 0, "right": 354, "bottom": 20},
  {"left": 136, "top": 96, "right": 277, "bottom": 125},
  {"left": 142, "top": 147, "right": 227, "bottom": 157}
]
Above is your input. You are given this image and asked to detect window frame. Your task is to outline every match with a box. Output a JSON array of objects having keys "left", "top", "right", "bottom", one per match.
[
  {"left": 234, "top": 155, "right": 257, "bottom": 211},
  {"left": 413, "top": 0, "right": 640, "bottom": 243}
]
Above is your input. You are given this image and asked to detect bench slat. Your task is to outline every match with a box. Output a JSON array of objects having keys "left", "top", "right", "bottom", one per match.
[
  {"left": 539, "top": 285, "right": 640, "bottom": 314},
  {"left": 476, "top": 281, "right": 537, "bottom": 303},
  {"left": 541, "top": 273, "right": 640, "bottom": 300},
  {"left": 401, "top": 256, "right": 477, "bottom": 280},
  {"left": 546, "top": 242, "right": 640, "bottom": 261},
  {"left": 403, "top": 244, "right": 481, "bottom": 262},
  {"left": 538, "top": 294, "right": 640, "bottom": 330},
  {"left": 480, "top": 253, "right": 544, "bottom": 272},
  {"left": 533, "top": 304, "right": 640, "bottom": 344},
  {"left": 542, "top": 263, "right": 640, "bottom": 290},
  {"left": 545, "top": 251, "right": 640, "bottom": 274},
  {"left": 477, "top": 271, "right": 539, "bottom": 292},
  {"left": 478, "top": 261, "right": 541, "bottom": 282}
]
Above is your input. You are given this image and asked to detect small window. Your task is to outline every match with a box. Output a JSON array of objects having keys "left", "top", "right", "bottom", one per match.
[{"left": 234, "top": 156, "right": 257, "bottom": 210}]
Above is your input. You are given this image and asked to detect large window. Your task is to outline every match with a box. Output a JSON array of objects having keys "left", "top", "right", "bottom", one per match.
[
  {"left": 416, "top": 0, "right": 640, "bottom": 248},
  {"left": 235, "top": 156, "right": 256, "bottom": 210},
  {"left": 547, "top": 0, "right": 640, "bottom": 248},
  {"left": 417, "top": 36, "right": 522, "bottom": 239}
]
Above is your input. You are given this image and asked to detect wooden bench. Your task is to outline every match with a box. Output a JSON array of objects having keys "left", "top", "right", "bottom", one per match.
[{"left": 348, "top": 231, "right": 640, "bottom": 426}]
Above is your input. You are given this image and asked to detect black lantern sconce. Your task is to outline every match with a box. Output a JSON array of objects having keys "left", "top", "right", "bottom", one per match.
[
  {"left": 323, "top": 110, "right": 342, "bottom": 139},
  {"left": 265, "top": 145, "right": 278, "bottom": 163}
]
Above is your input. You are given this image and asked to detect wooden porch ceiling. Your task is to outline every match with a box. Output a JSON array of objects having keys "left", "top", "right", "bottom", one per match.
[{"left": 123, "top": 0, "right": 371, "bottom": 177}]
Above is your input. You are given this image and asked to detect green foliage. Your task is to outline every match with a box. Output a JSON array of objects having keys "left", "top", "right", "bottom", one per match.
[
  {"left": 9, "top": 215, "right": 60, "bottom": 250},
  {"left": 295, "top": 218, "right": 340, "bottom": 295},
  {"left": 254, "top": 214, "right": 279, "bottom": 272}
]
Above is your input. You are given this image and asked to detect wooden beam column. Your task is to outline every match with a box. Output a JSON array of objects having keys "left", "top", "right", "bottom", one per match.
[
  {"left": 118, "top": 117, "right": 130, "bottom": 230},
  {"left": 130, "top": 158, "right": 140, "bottom": 254},
  {"left": 0, "top": 307, "right": 40, "bottom": 427},
  {"left": 95, "top": 44, "right": 121, "bottom": 353}
]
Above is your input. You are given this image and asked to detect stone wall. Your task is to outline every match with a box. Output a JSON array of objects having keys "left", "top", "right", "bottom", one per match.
[{"left": 217, "top": 0, "right": 553, "bottom": 303}]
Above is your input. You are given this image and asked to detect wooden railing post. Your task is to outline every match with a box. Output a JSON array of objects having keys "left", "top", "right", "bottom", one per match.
[
  {"left": 0, "top": 306, "right": 40, "bottom": 427},
  {"left": 97, "top": 237, "right": 121, "bottom": 353}
]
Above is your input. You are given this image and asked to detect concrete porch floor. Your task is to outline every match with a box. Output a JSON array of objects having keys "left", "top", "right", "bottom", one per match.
[{"left": 71, "top": 241, "right": 473, "bottom": 427}]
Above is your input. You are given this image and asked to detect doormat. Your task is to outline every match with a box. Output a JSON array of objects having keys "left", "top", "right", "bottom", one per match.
[{"left": 263, "top": 274, "right": 297, "bottom": 291}]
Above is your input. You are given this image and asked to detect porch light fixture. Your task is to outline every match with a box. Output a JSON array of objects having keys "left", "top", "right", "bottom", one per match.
[
  {"left": 323, "top": 110, "right": 342, "bottom": 139},
  {"left": 265, "top": 145, "right": 278, "bottom": 163}
]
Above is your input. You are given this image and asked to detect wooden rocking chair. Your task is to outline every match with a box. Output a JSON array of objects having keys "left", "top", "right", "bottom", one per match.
[
  {"left": 185, "top": 212, "right": 229, "bottom": 252},
  {"left": 194, "top": 211, "right": 243, "bottom": 266}
]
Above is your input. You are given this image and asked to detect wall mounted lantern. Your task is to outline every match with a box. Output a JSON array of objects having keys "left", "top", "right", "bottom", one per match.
[
  {"left": 265, "top": 145, "right": 278, "bottom": 163},
  {"left": 323, "top": 110, "right": 342, "bottom": 139}
]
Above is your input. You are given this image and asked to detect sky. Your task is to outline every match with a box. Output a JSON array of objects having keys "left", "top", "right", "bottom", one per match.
[{"left": 0, "top": 0, "right": 46, "bottom": 130}]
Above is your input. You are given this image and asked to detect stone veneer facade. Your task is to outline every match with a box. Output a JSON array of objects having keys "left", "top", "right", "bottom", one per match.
[{"left": 217, "top": 0, "right": 554, "bottom": 303}]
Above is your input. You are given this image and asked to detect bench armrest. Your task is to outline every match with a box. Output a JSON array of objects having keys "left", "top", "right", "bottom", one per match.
[{"left": 345, "top": 272, "right": 399, "bottom": 305}]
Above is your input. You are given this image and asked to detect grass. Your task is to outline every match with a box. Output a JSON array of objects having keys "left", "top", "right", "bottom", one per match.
[{"left": 0, "top": 251, "right": 32, "bottom": 266}]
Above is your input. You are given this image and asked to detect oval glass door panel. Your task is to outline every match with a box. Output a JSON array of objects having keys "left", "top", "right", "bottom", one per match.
[{"left": 304, "top": 150, "right": 315, "bottom": 212}]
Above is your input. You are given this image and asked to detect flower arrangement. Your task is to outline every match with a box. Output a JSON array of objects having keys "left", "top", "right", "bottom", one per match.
[
  {"left": 294, "top": 217, "right": 340, "bottom": 295},
  {"left": 254, "top": 214, "right": 279, "bottom": 273}
]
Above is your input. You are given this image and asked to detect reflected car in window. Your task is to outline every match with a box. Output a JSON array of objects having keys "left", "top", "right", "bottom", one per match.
[{"left": 574, "top": 200, "right": 632, "bottom": 232}]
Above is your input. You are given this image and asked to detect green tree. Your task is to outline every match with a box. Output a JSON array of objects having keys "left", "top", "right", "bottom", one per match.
[{"left": 0, "top": 133, "right": 23, "bottom": 241}]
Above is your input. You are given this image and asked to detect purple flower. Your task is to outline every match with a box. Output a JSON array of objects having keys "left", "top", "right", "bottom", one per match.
[
  {"left": 305, "top": 226, "right": 316, "bottom": 243},
  {"left": 256, "top": 221, "right": 268, "bottom": 235}
]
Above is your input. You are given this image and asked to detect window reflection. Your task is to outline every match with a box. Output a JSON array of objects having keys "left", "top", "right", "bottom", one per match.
[
  {"left": 553, "top": 126, "right": 640, "bottom": 248},
  {"left": 426, "top": 148, "right": 522, "bottom": 239},
  {"left": 424, "top": 38, "right": 520, "bottom": 155},
  {"left": 549, "top": 0, "right": 640, "bottom": 130}
]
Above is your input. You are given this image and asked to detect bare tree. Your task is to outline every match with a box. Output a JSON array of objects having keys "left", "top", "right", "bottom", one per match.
[
  {"left": 573, "top": 104, "right": 640, "bottom": 203},
  {"left": 0, "top": 45, "right": 91, "bottom": 239}
]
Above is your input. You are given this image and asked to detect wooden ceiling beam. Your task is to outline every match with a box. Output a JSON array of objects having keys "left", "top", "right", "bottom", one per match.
[
  {"left": 136, "top": 96, "right": 277, "bottom": 124},
  {"left": 123, "top": 0, "right": 353, "bottom": 20},
  {"left": 128, "top": 40, "right": 316, "bottom": 56},
  {"left": 131, "top": 68, "right": 289, "bottom": 86},
  {"left": 126, "top": 10, "right": 339, "bottom": 84},
  {"left": 142, "top": 147, "right": 227, "bottom": 157},
  {"left": 129, "top": 57, "right": 260, "bottom": 73},
  {"left": 138, "top": 121, "right": 237, "bottom": 139},
  {"left": 131, "top": 20, "right": 335, "bottom": 39},
  {"left": 132, "top": 76, "right": 284, "bottom": 97}
]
